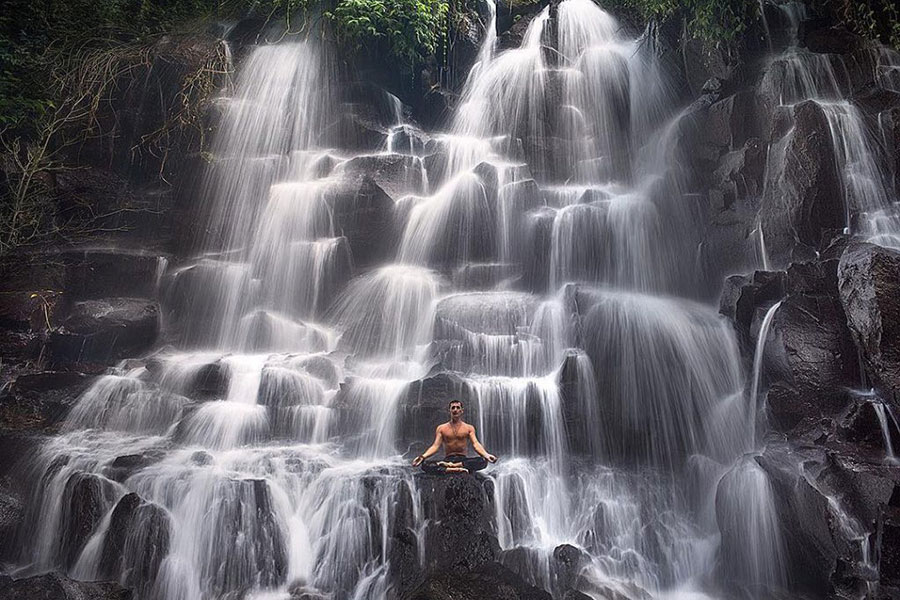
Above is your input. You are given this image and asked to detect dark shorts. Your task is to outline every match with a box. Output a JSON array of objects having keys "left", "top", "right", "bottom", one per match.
[{"left": 420, "top": 454, "right": 488, "bottom": 474}]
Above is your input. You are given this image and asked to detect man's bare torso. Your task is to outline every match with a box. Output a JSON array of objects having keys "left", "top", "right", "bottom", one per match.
[{"left": 438, "top": 420, "right": 473, "bottom": 455}]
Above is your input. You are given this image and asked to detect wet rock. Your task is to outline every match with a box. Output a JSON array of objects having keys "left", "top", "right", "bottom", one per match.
[
  {"left": 390, "top": 124, "right": 433, "bottom": 156},
  {"left": 2, "top": 371, "right": 96, "bottom": 432},
  {"left": 98, "top": 492, "right": 171, "bottom": 592},
  {"left": 709, "top": 137, "right": 765, "bottom": 210},
  {"left": 760, "top": 101, "right": 843, "bottom": 266},
  {"left": 756, "top": 447, "right": 837, "bottom": 596},
  {"left": 419, "top": 473, "right": 498, "bottom": 573},
  {"left": 764, "top": 286, "right": 860, "bottom": 432},
  {"left": 705, "top": 91, "right": 766, "bottom": 151},
  {"left": 882, "top": 506, "right": 900, "bottom": 589},
  {"left": 60, "top": 472, "right": 119, "bottom": 569},
  {"left": 62, "top": 249, "right": 166, "bottom": 301},
  {"left": 0, "top": 573, "right": 131, "bottom": 599},
  {"left": 322, "top": 111, "right": 387, "bottom": 152},
  {"left": 202, "top": 478, "right": 288, "bottom": 595},
  {"left": 337, "top": 153, "right": 427, "bottom": 200},
  {"left": 452, "top": 263, "right": 524, "bottom": 290},
  {"left": 719, "top": 270, "right": 786, "bottom": 349},
  {"left": 0, "top": 290, "right": 63, "bottom": 363},
  {"left": 837, "top": 243, "right": 900, "bottom": 407},
  {"left": 190, "top": 361, "right": 230, "bottom": 400},
  {"left": 325, "top": 176, "right": 396, "bottom": 267},
  {"left": 804, "top": 26, "right": 864, "bottom": 54},
  {"left": 104, "top": 450, "right": 166, "bottom": 482},
  {"left": 345, "top": 82, "right": 404, "bottom": 128},
  {"left": 551, "top": 543, "right": 590, "bottom": 594},
  {"left": 51, "top": 298, "right": 160, "bottom": 363},
  {"left": 402, "top": 561, "right": 551, "bottom": 600}
]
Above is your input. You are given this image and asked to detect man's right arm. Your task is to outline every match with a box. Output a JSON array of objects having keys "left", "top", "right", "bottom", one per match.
[{"left": 412, "top": 426, "right": 443, "bottom": 466}]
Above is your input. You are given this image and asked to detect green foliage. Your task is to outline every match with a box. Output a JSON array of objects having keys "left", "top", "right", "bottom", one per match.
[
  {"left": 810, "top": 0, "right": 900, "bottom": 49},
  {"left": 326, "top": 0, "right": 450, "bottom": 69},
  {"left": 609, "top": 0, "right": 758, "bottom": 43}
]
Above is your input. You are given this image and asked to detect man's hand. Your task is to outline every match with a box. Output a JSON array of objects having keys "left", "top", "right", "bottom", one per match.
[
  {"left": 486, "top": 454, "right": 498, "bottom": 463},
  {"left": 412, "top": 455, "right": 424, "bottom": 467}
]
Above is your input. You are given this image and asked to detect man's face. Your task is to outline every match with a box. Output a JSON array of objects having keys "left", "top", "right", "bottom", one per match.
[{"left": 449, "top": 403, "right": 463, "bottom": 418}]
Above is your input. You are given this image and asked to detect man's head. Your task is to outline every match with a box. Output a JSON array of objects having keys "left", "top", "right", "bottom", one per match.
[{"left": 448, "top": 400, "right": 463, "bottom": 419}]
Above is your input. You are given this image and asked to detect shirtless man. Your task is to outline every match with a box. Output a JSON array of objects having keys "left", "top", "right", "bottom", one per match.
[{"left": 411, "top": 400, "right": 497, "bottom": 473}]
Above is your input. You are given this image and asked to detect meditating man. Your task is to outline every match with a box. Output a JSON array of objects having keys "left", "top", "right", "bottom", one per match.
[{"left": 412, "top": 400, "right": 498, "bottom": 473}]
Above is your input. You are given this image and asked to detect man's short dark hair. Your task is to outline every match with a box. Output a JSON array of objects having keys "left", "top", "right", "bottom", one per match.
[{"left": 449, "top": 400, "right": 463, "bottom": 408}]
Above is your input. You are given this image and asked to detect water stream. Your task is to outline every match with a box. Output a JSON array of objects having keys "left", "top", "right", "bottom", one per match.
[{"left": 13, "top": 1, "right": 887, "bottom": 599}]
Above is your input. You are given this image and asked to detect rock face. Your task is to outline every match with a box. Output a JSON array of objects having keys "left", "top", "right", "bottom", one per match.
[
  {"left": 98, "top": 493, "right": 171, "bottom": 593},
  {"left": 0, "top": 573, "right": 132, "bottom": 599},
  {"left": 402, "top": 563, "right": 552, "bottom": 600},
  {"left": 1, "top": 371, "right": 96, "bottom": 432},
  {"left": 760, "top": 101, "right": 843, "bottom": 265},
  {"left": 60, "top": 472, "right": 119, "bottom": 569},
  {"left": 388, "top": 473, "right": 502, "bottom": 598},
  {"left": 50, "top": 298, "right": 160, "bottom": 363},
  {"left": 838, "top": 243, "right": 900, "bottom": 407}
]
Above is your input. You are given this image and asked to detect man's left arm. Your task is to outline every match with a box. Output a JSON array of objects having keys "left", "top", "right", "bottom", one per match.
[{"left": 468, "top": 427, "right": 497, "bottom": 463}]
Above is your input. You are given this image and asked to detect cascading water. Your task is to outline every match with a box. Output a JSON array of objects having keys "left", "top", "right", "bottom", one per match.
[
  {"left": 12, "top": 2, "right": 800, "bottom": 599},
  {"left": 760, "top": 2, "right": 900, "bottom": 254}
]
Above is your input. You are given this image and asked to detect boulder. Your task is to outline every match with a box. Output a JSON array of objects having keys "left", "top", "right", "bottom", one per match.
[
  {"left": 419, "top": 473, "right": 498, "bottom": 573},
  {"left": 551, "top": 543, "right": 590, "bottom": 595},
  {"left": 764, "top": 288, "right": 860, "bottom": 432},
  {"left": 837, "top": 243, "right": 900, "bottom": 408},
  {"left": 98, "top": 493, "right": 171, "bottom": 592},
  {"left": 325, "top": 176, "right": 396, "bottom": 268},
  {"left": 452, "top": 263, "right": 524, "bottom": 290},
  {"left": 882, "top": 505, "right": 900, "bottom": 589},
  {"left": 0, "top": 289, "right": 64, "bottom": 363},
  {"left": 719, "top": 270, "right": 786, "bottom": 349},
  {"left": 50, "top": 298, "right": 160, "bottom": 363},
  {"left": 402, "top": 563, "right": 551, "bottom": 600},
  {"left": 756, "top": 447, "right": 838, "bottom": 596},
  {"left": 60, "top": 472, "right": 119, "bottom": 569},
  {"left": 322, "top": 111, "right": 387, "bottom": 152},
  {"left": 804, "top": 26, "right": 864, "bottom": 55},
  {"left": 62, "top": 249, "right": 166, "bottom": 301},
  {"left": 709, "top": 137, "right": 765, "bottom": 211},
  {"left": 337, "top": 153, "right": 427, "bottom": 200},
  {"left": 1, "top": 371, "right": 96, "bottom": 432},
  {"left": 0, "top": 573, "right": 131, "bottom": 599},
  {"left": 760, "top": 101, "right": 843, "bottom": 267}
]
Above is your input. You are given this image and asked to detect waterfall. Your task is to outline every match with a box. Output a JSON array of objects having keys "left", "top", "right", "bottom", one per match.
[
  {"left": 13, "top": 3, "right": 799, "bottom": 599},
  {"left": 749, "top": 300, "right": 782, "bottom": 446},
  {"left": 761, "top": 3, "right": 900, "bottom": 254}
]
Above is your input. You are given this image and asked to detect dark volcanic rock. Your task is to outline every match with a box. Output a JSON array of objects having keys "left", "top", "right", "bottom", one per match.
[
  {"left": 760, "top": 101, "right": 843, "bottom": 266},
  {"left": 419, "top": 473, "right": 498, "bottom": 573},
  {"left": 337, "top": 153, "right": 427, "bottom": 200},
  {"left": 719, "top": 270, "right": 786, "bottom": 349},
  {"left": 325, "top": 176, "right": 396, "bottom": 268},
  {"left": 0, "top": 573, "right": 131, "bottom": 599},
  {"left": 2, "top": 371, "right": 96, "bottom": 432},
  {"left": 51, "top": 298, "right": 160, "bottom": 363},
  {"left": 752, "top": 247, "right": 861, "bottom": 433},
  {"left": 756, "top": 447, "right": 838, "bottom": 596},
  {"left": 402, "top": 562, "right": 551, "bottom": 600},
  {"left": 882, "top": 506, "right": 900, "bottom": 589},
  {"left": 60, "top": 472, "right": 119, "bottom": 569},
  {"left": 62, "top": 249, "right": 166, "bottom": 301},
  {"left": 98, "top": 492, "right": 171, "bottom": 592},
  {"left": 804, "top": 26, "right": 864, "bottom": 54},
  {"left": 838, "top": 243, "right": 900, "bottom": 407}
]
